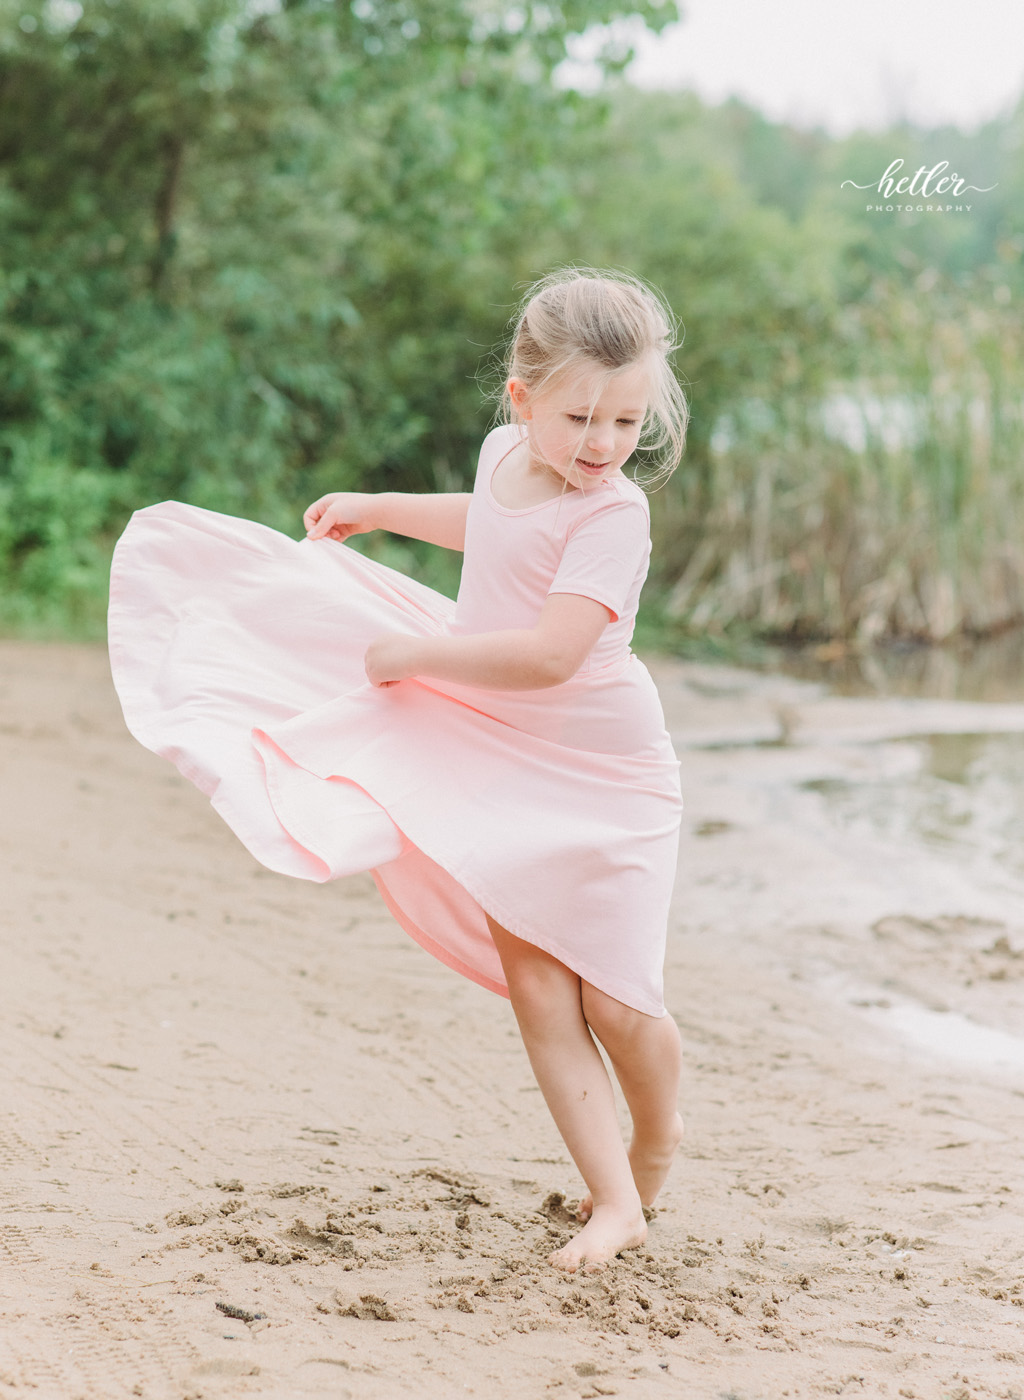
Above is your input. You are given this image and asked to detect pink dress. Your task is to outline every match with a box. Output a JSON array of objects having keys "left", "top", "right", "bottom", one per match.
[{"left": 107, "top": 424, "right": 683, "bottom": 1016}]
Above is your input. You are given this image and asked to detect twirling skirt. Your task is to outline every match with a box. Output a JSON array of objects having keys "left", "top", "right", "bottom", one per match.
[{"left": 107, "top": 503, "right": 682, "bottom": 1016}]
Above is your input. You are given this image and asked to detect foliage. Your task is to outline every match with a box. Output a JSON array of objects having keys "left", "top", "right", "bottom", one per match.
[
  {"left": 0, "top": 0, "right": 678, "bottom": 627},
  {"left": 1, "top": 0, "right": 1022, "bottom": 643}
]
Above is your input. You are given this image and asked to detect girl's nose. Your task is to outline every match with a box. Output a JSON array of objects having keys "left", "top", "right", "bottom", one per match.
[{"left": 587, "top": 424, "right": 615, "bottom": 454}]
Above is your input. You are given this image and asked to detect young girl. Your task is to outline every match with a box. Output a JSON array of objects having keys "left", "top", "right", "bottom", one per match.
[{"left": 108, "top": 267, "right": 688, "bottom": 1273}]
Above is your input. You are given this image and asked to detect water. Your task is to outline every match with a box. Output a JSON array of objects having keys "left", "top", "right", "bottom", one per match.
[
  {"left": 712, "top": 390, "right": 1008, "bottom": 458},
  {"left": 777, "top": 632, "right": 1024, "bottom": 1071},
  {"left": 709, "top": 392, "right": 925, "bottom": 455},
  {"left": 819, "top": 390, "right": 924, "bottom": 454},
  {"left": 776, "top": 628, "right": 1024, "bottom": 704},
  {"left": 804, "top": 731, "right": 1024, "bottom": 883},
  {"left": 864, "top": 1001, "right": 1024, "bottom": 1073},
  {"left": 781, "top": 627, "right": 1024, "bottom": 883}
]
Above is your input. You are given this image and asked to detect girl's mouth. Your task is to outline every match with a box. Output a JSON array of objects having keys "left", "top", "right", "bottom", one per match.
[{"left": 575, "top": 458, "right": 608, "bottom": 475}]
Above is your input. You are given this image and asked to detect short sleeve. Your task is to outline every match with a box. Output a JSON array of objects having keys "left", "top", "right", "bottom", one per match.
[
  {"left": 475, "top": 423, "right": 525, "bottom": 486},
  {"left": 547, "top": 495, "right": 651, "bottom": 621}
]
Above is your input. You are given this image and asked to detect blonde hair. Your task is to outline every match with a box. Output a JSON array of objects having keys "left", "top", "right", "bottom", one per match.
[{"left": 499, "top": 266, "right": 688, "bottom": 488}]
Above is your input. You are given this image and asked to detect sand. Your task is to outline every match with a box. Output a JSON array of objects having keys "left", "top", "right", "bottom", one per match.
[{"left": 1, "top": 640, "right": 1023, "bottom": 1400}]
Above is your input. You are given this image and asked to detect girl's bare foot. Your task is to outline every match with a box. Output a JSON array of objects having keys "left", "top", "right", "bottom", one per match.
[
  {"left": 549, "top": 1202, "right": 648, "bottom": 1273},
  {"left": 578, "top": 1113, "right": 684, "bottom": 1223}
]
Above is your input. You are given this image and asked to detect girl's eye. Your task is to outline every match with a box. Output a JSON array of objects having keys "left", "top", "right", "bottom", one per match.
[
  {"left": 566, "top": 414, "right": 640, "bottom": 426},
  {"left": 567, "top": 415, "right": 639, "bottom": 425}
]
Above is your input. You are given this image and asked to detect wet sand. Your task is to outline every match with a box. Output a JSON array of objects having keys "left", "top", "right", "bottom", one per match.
[{"left": 2, "top": 641, "right": 1023, "bottom": 1399}]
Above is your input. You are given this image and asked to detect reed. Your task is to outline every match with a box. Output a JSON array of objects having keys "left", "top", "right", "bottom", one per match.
[{"left": 652, "top": 285, "right": 1024, "bottom": 643}]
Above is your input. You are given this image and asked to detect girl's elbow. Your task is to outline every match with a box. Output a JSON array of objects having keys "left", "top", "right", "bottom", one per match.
[{"left": 534, "top": 649, "right": 582, "bottom": 688}]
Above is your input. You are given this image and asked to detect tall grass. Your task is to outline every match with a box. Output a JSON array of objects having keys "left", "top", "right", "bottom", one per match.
[{"left": 652, "top": 290, "right": 1024, "bottom": 643}]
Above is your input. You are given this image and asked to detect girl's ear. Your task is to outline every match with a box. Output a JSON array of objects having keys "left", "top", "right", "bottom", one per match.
[{"left": 507, "top": 377, "right": 532, "bottom": 420}]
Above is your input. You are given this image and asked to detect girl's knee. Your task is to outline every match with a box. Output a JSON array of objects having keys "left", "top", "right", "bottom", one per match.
[
  {"left": 581, "top": 982, "right": 669, "bottom": 1049},
  {"left": 486, "top": 915, "right": 581, "bottom": 1017},
  {"left": 582, "top": 982, "right": 638, "bottom": 1039}
]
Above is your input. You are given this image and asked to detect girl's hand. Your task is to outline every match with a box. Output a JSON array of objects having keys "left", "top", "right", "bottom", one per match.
[
  {"left": 304, "top": 492, "right": 378, "bottom": 542},
  {"left": 365, "top": 633, "right": 420, "bottom": 688}
]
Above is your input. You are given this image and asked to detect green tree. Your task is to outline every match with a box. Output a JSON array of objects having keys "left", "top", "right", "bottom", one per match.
[{"left": 0, "top": 0, "right": 679, "bottom": 628}]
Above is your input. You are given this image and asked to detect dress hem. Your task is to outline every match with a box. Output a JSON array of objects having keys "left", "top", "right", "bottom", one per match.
[{"left": 253, "top": 725, "right": 669, "bottom": 1019}]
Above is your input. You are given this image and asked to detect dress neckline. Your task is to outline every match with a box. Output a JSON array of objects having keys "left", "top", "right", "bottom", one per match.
[{"left": 486, "top": 429, "right": 613, "bottom": 517}]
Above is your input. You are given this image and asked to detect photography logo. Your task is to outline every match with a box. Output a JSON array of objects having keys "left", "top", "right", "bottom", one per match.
[{"left": 841, "top": 159, "right": 997, "bottom": 214}]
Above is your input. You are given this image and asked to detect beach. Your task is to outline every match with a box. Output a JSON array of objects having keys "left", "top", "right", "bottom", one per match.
[{"left": 2, "top": 639, "right": 1023, "bottom": 1400}]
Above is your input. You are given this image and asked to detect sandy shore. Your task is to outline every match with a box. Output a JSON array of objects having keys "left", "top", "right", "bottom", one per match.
[{"left": 2, "top": 640, "right": 1023, "bottom": 1400}]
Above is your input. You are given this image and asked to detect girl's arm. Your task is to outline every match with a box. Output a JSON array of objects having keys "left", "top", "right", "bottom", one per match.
[
  {"left": 304, "top": 491, "right": 472, "bottom": 551},
  {"left": 365, "top": 593, "right": 613, "bottom": 691}
]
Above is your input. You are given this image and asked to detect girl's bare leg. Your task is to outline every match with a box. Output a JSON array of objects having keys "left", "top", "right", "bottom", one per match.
[
  {"left": 575, "top": 982, "right": 684, "bottom": 1222},
  {"left": 486, "top": 916, "right": 647, "bottom": 1272}
]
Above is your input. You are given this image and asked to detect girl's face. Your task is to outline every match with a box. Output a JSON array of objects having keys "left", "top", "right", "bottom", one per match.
[{"left": 510, "top": 361, "right": 650, "bottom": 491}]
